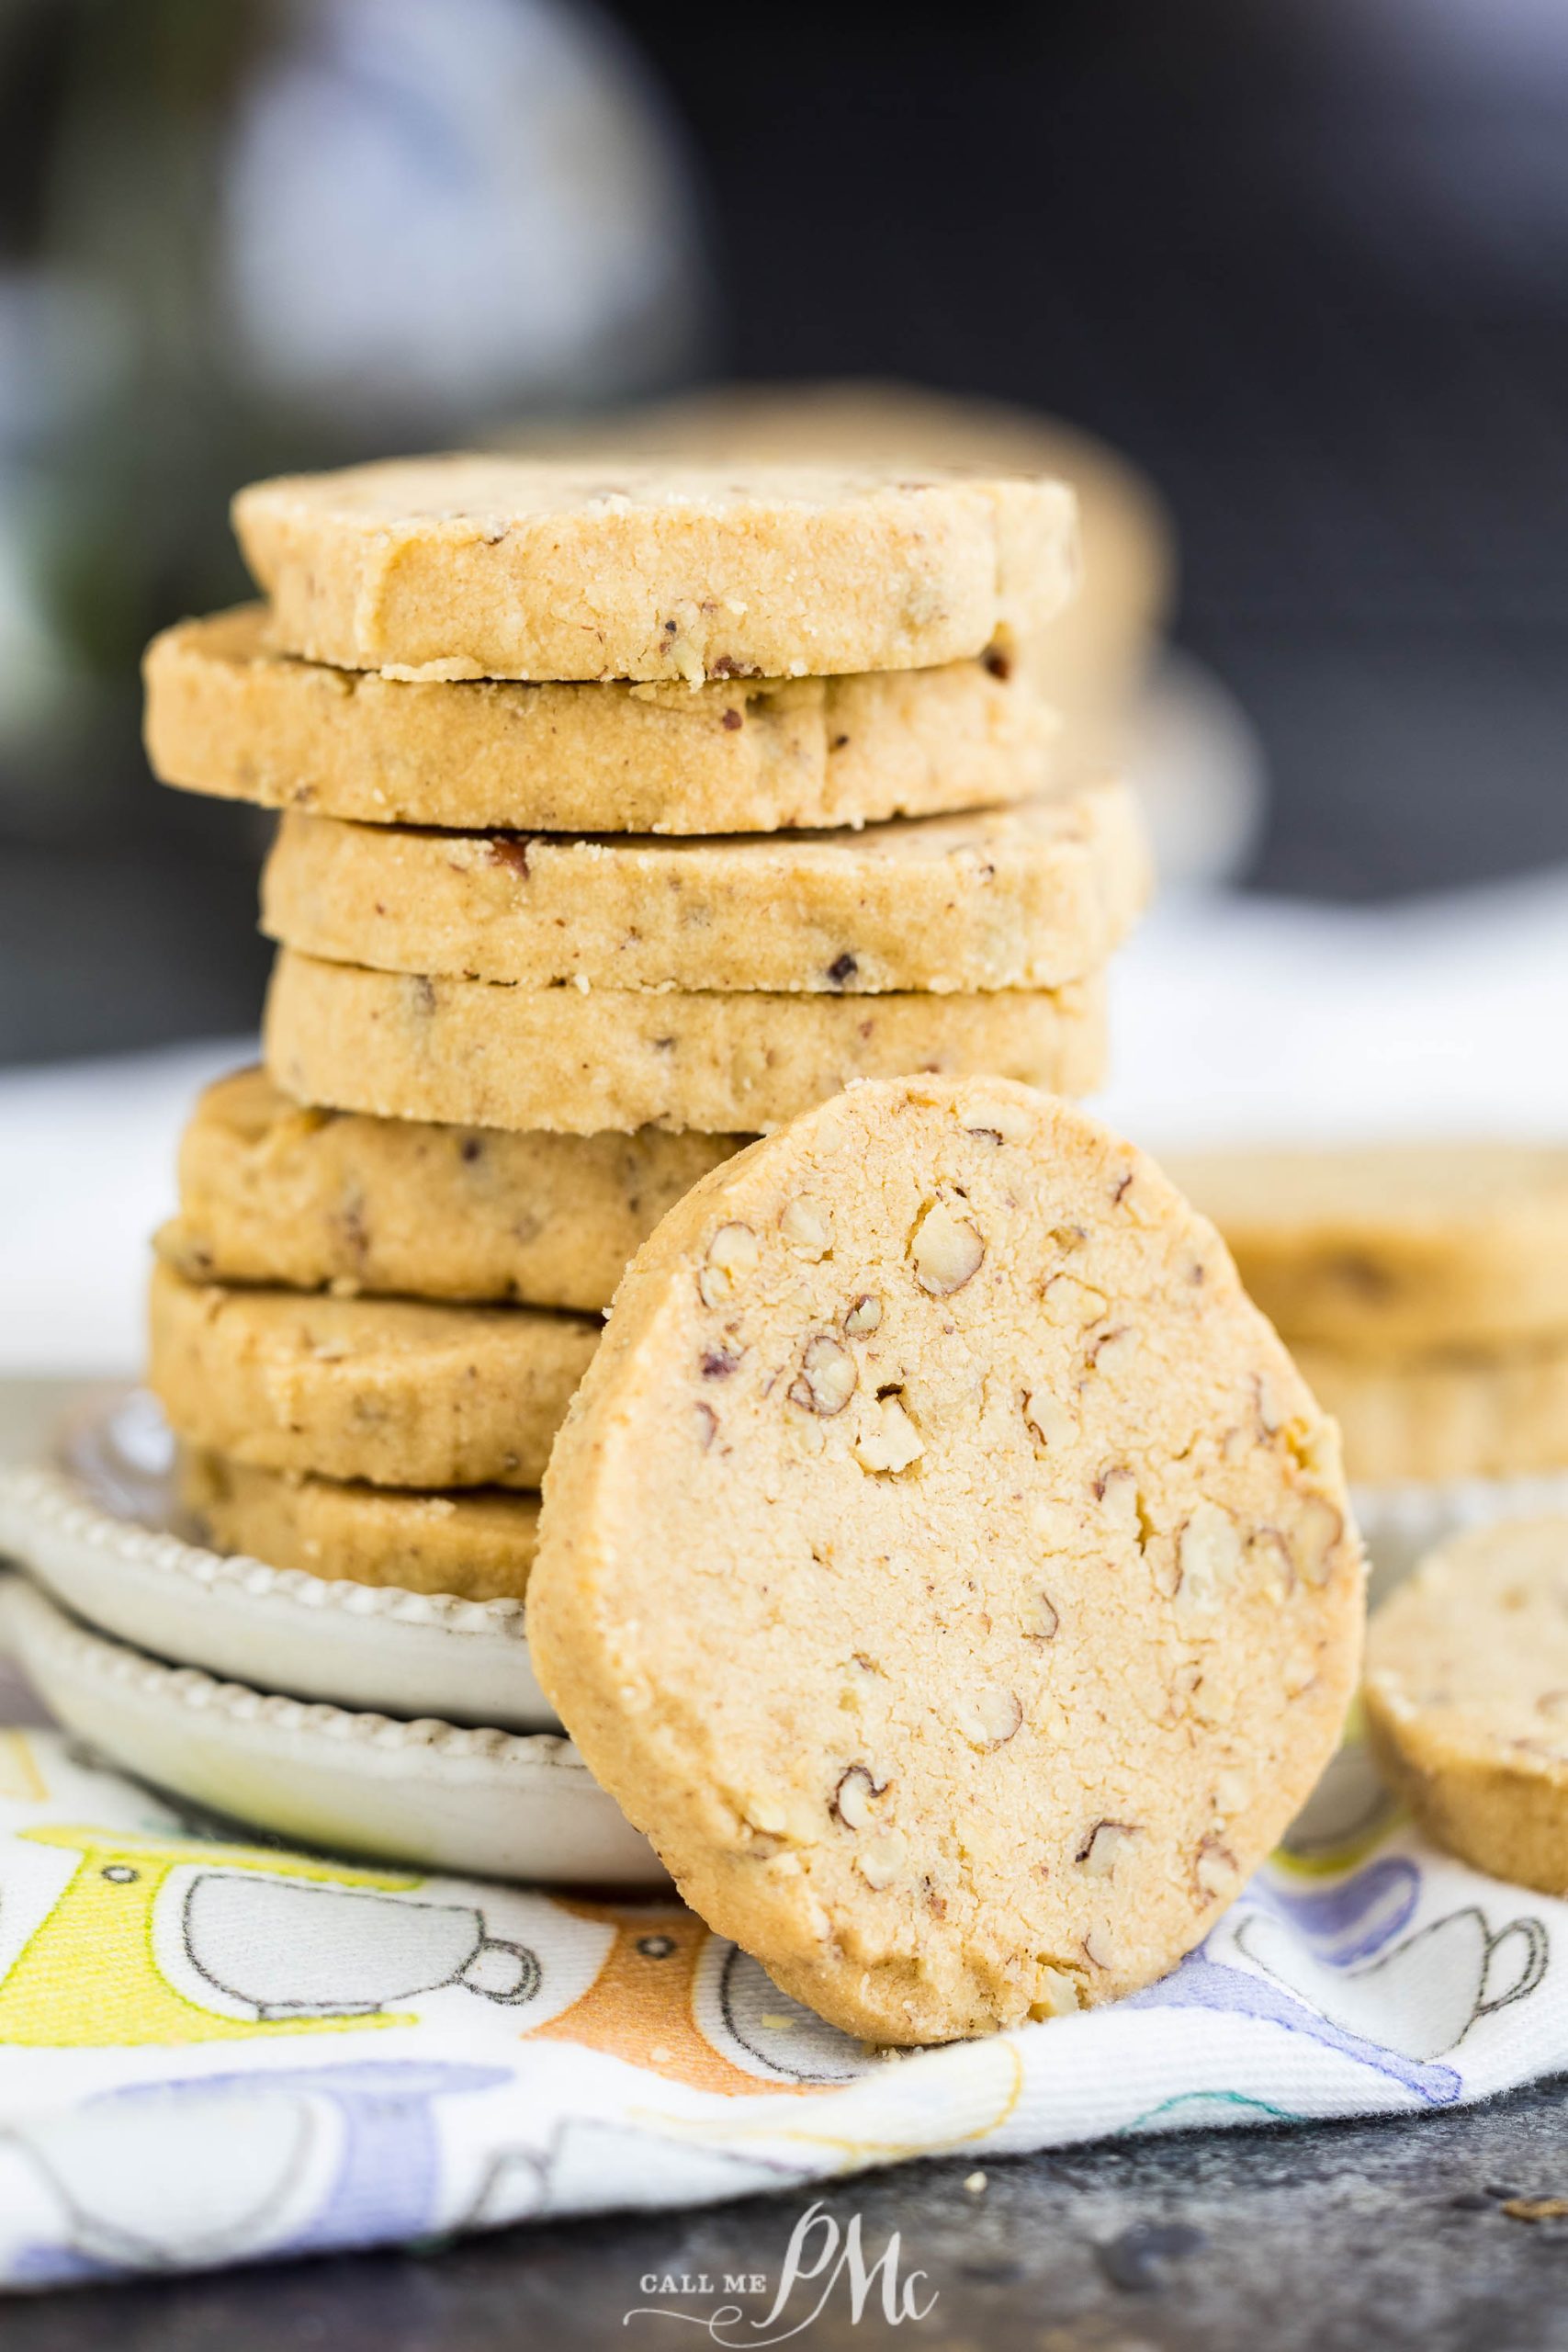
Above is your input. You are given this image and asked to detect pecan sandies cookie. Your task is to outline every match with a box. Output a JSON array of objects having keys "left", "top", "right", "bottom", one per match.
[
  {"left": 181, "top": 1451, "right": 541, "bottom": 1604},
  {"left": 263, "top": 953, "right": 1107, "bottom": 1136},
  {"left": 529, "top": 1078, "right": 1363, "bottom": 2042},
  {"left": 232, "top": 458, "right": 1078, "bottom": 685},
  {"left": 259, "top": 783, "right": 1147, "bottom": 996},
  {"left": 148, "top": 1264, "right": 595, "bottom": 1490},
  {"left": 145, "top": 606, "right": 1058, "bottom": 834},
  {"left": 160, "top": 1069, "right": 742, "bottom": 1313}
]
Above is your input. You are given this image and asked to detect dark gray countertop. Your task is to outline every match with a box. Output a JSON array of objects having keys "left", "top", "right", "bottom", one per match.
[{"left": 4, "top": 2079, "right": 1567, "bottom": 2349}]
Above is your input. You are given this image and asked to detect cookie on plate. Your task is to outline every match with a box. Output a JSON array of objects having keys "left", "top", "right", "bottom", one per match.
[
  {"left": 148, "top": 1263, "right": 595, "bottom": 1488},
  {"left": 1170, "top": 1140, "right": 1568, "bottom": 1355},
  {"left": 144, "top": 606, "right": 1058, "bottom": 835},
  {"left": 232, "top": 458, "right": 1079, "bottom": 684},
  {"left": 527, "top": 1076, "right": 1362, "bottom": 2043},
  {"left": 1365, "top": 1515, "right": 1568, "bottom": 1891},
  {"left": 259, "top": 783, "right": 1149, "bottom": 996},
  {"left": 264, "top": 951, "right": 1108, "bottom": 1136},
  {"left": 181, "top": 1451, "right": 541, "bottom": 1602},
  {"left": 159, "top": 1069, "right": 742, "bottom": 1311}
]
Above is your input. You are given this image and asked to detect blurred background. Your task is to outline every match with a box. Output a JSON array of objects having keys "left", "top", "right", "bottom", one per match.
[
  {"left": 3, "top": 0, "right": 1568, "bottom": 1368},
  {"left": 3, "top": 0, "right": 1568, "bottom": 1062}
]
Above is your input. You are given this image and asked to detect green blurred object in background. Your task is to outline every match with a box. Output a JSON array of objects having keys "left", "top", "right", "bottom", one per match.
[{"left": 0, "top": 0, "right": 707, "bottom": 1057}]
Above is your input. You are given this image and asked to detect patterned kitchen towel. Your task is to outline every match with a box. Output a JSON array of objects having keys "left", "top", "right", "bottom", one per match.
[{"left": 0, "top": 1722, "right": 1562, "bottom": 2290}]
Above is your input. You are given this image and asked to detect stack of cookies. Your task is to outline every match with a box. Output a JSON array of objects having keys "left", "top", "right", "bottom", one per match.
[{"left": 141, "top": 456, "right": 1152, "bottom": 1608}]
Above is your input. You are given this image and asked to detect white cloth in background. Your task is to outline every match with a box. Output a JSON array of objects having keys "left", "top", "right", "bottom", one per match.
[
  {"left": 1098, "top": 867, "right": 1568, "bottom": 1147},
  {"left": 0, "top": 1039, "right": 246, "bottom": 1375}
]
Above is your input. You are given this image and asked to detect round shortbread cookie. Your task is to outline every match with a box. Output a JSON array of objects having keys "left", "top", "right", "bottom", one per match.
[
  {"left": 1365, "top": 1516, "right": 1568, "bottom": 1891},
  {"left": 1170, "top": 1141, "right": 1568, "bottom": 1356},
  {"left": 180, "top": 1450, "right": 540, "bottom": 1602},
  {"left": 264, "top": 950, "right": 1108, "bottom": 1136},
  {"left": 231, "top": 458, "right": 1079, "bottom": 684},
  {"left": 158, "top": 1069, "right": 743, "bottom": 1311},
  {"left": 144, "top": 606, "right": 1057, "bottom": 834},
  {"left": 527, "top": 1077, "right": 1362, "bottom": 2044},
  {"left": 260, "top": 783, "right": 1149, "bottom": 996},
  {"left": 1293, "top": 1338, "right": 1568, "bottom": 1487},
  {"left": 147, "top": 1262, "right": 596, "bottom": 1489}
]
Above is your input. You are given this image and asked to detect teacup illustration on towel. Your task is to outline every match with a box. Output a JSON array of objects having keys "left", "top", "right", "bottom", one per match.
[
  {"left": 1235, "top": 1904, "right": 1547, "bottom": 2064},
  {"left": 0, "top": 1826, "right": 539, "bottom": 2045},
  {"left": 183, "top": 1876, "right": 541, "bottom": 2018}
]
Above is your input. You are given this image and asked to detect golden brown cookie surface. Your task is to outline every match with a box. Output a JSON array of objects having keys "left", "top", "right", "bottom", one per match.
[
  {"left": 181, "top": 1450, "right": 540, "bottom": 1601},
  {"left": 259, "top": 784, "right": 1148, "bottom": 995},
  {"left": 527, "top": 382, "right": 1172, "bottom": 768},
  {"left": 263, "top": 951, "right": 1108, "bottom": 1136},
  {"left": 1292, "top": 1337, "right": 1568, "bottom": 1487},
  {"left": 232, "top": 458, "right": 1078, "bottom": 684},
  {"left": 148, "top": 1262, "right": 595, "bottom": 1488},
  {"left": 159, "top": 1068, "right": 742, "bottom": 1311},
  {"left": 144, "top": 606, "right": 1058, "bottom": 834}
]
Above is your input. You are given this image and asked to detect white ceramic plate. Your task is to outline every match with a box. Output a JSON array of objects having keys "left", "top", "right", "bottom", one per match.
[
  {"left": 0, "top": 1572, "right": 662, "bottom": 1884},
  {"left": 0, "top": 1388, "right": 558, "bottom": 1732}
]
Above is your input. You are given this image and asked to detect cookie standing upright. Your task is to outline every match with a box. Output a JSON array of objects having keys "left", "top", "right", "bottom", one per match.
[
  {"left": 232, "top": 458, "right": 1079, "bottom": 684},
  {"left": 528, "top": 1077, "right": 1363, "bottom": 2044}
]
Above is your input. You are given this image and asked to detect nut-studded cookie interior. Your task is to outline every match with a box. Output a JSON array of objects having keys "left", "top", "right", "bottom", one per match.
[
  {"left": 1363, "top": 1517, "right": 1568, "bottom": 1893},
  {"left": 1369, "top": 1519, "right": 1568, "bottom": 1760},
  {"left": 528, "top": 1077, "right": 1363, "bottom": 2044}
]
